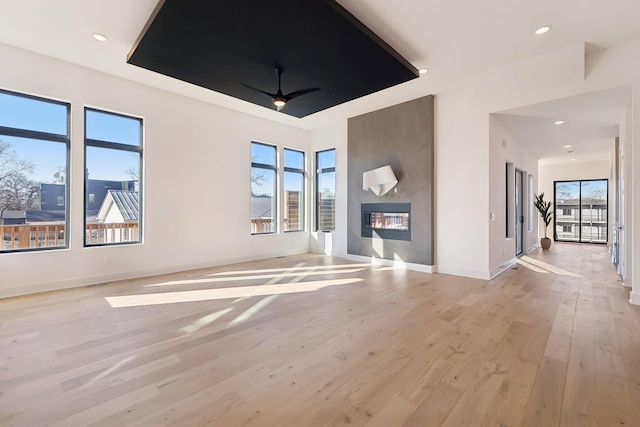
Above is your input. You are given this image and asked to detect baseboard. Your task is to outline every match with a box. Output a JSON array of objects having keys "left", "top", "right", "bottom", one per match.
[
  {"left": 341, "top": 253, "right": 434, "bottom": 273},
  {"left": 526, "top": 244, "right": 539, "bottom": 254},
  {"left": 0, "top": 248, "right": 307, "bottom": 300},
  {"left": 489, "top": 258, "right": 518, "bottom": 279},
  {"left": 433, "top": 265, "right": 490, "bottom": 280},
  {"left": 630, "top": 291, "right": 640, "bottom": 305}
]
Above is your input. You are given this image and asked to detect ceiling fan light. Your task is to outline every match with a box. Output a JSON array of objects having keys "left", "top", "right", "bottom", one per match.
[{"left": 273, "top": 99, "right": 286, "bottom": 107}]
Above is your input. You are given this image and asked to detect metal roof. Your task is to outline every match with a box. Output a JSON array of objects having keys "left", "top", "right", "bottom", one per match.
[
  {"left": 107, "top": 190, "right": 139, "bottom": 221},
  {"left": 251, "top": 196, "right": 273, "bottom": 219}
]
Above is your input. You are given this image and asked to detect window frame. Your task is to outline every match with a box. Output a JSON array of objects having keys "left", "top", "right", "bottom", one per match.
[
  {"left": 283, "top": 147, "right": 305, "bottom": 233},
  {"left": 250, "top": 141, "right": 278, "bottom": 235},
  {"left": 83, "top": 107, "right": 143, "bottom": 247},
  {"left": 0, "top": 88, "right": 70, "bottom": 253},
  {"left": 315, "top": 148, "right": 336, "bottom": 232}
]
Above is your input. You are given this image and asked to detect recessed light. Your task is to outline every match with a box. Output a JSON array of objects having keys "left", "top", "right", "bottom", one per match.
[
  {"left": 563, "top": 145, "right": 572, "bottom": 148},
  {"left": 419, "top": 68, "right": 429, "bottom": 75},
  {"left": 554, "top": 120, "right": 565, "bottom": 125},
  {"left": 535, "top": 26, "right": 552, "bottom": 35},
  {"left": 92, "top": 33, "right": 108, "bottom": 42}
]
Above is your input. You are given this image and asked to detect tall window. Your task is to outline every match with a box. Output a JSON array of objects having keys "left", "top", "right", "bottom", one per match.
[
  {"left": 84, "top": 108, "right": 143, "bottom": 246},
  {"left": 0, "top": 89, "right": 69, "bottom": 252},
  {"left": 316, "top": 149, "right": 335, "bottom": 231},
  {"left": 251, "top": 142, "right": 277, "bottom": 234},
  {"left": 284, "top": 148, "right": 304, "bottom": 232}
]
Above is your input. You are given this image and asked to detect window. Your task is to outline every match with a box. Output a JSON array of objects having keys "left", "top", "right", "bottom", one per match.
[
  {"left": 84, "top": 108, "right": 142, "bottom": 246},
  {"left": 554, "top": 179, "right": 608, "bottom": 243},
  {"left": 316, "top": 149, "right": 335, "bottom": 231},
  {"left": 0, "top": 89, "right": 69, "bottom": 252},
  {"left": 251, "top": 142, "right": 277, "bottom": 234},
  {"left": 284, "top": 148, "right": 304, "bottom": 232}
]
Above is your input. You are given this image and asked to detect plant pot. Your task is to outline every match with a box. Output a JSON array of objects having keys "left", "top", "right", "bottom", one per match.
[{"left": 541, "top": 237, "right": 552, "bottom": 250}]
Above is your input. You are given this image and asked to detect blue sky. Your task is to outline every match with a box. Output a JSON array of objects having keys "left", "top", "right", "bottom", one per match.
[
  {"left": 0, "top": 92, "right": 140, "bottom": 184},
  {"left": 555, "top": 180, "right": 607, "bottom": 201}
]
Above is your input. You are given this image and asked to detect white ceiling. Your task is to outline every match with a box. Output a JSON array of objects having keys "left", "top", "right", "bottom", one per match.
[
  {"left": 494, "top": 86, "right": 631, "bottom": 163},
  {"left": 0, "top": 0, "right": 638, "bottom": 159}
]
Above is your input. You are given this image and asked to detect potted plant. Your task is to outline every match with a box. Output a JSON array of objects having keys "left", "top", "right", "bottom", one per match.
[{"left": 534, "top": 192, "right": 553, "bottom": 249}]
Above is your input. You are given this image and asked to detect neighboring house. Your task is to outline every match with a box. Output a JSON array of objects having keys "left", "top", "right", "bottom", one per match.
[
  {"left": 0, "top": 210, "right": 26, "bottom": 225},
  {"left": 97, "top": 190, "right": 140, "bottom": 223},
  {"left": 25, "top": 210, "right": 66, "bottom": 223},
  {"left": 40, "top": 180, "right": 137, "bottom": 213},
  {"left": 92, "top": 190, "right": 140, "bottom": 244},
  {"left": 555, "top": 198, "right": 607, "bottom": 242},
  {"left": 251, "top": 195, "right": 274, "bottom": 233}
]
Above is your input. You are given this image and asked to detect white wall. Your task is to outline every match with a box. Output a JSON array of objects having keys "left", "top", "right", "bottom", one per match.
[
  {"left": 489, "top": 116, "right": 539, "bottom": 276},
  {"left": 0, "top": 43, "right": 312, "bottom": 298},
  {"left": 434, "top": 88, "right": 490, "bottom": 278}
]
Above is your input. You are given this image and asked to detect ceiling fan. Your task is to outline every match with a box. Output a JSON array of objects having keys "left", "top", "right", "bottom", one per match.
[{"left": 243, "top": 67, "right": 320, "bottom": 111}]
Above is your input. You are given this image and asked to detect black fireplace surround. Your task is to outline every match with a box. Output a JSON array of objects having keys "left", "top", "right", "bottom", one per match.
[{"left": 361, "top": 203, "right": 411, "bottom": 241}]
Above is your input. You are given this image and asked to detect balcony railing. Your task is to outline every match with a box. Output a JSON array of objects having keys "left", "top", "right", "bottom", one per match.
[
  {"left": 1, "top": 223, "right": 66, "bottom": 250},
  {"left": 85, "top": 223, "right": 139, "bottom": 245},
  {"left": 1, "top": 222, "right": 139, "bottom": 250}
]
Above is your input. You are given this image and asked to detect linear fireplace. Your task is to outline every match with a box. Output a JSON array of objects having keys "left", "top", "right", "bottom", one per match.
[{"left": 361, "top": 203, "right": 411, "bottom": 241}]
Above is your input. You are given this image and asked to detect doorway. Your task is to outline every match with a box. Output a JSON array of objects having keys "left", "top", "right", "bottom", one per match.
[
  {"left": 515, "top": 169, "right": 524, "bottom": 255},
  {"left": 554, "top": 179, "right": 608, "bottom": 243}
]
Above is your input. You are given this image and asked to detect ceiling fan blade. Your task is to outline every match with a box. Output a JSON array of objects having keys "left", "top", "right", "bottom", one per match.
[
  {"left": 241, "top": 83, "right": 277, "bottom": 100},
  {"left": 284, "top": 87, "right": 320, "bottom": 101}
]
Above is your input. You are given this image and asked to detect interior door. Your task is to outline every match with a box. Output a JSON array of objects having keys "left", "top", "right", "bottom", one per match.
[{"left": 515, "top": 170, "right": 524, "bottom": 255}]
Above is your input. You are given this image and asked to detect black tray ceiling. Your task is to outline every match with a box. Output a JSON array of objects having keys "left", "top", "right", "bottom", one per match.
[{"left": 128, "top": 0, "right": 419, "bottom": 118}]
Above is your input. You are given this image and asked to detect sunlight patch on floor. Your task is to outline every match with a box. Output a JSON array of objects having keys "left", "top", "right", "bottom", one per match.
[
  {"left": 517, "top": 258, "right": 549, "bottom": 273},
  {"left": 180, "top": 308, "right": 234, "bottom": 335},
  {"left": 106, "top": 277, "right": 363, "bottom": 308},
  {"left": 208, "top": 263, "right": 372, "bottom": 276},
  {"left": 82, "top": 356, "right": 136, "bottom": 389},
  {"left": 145, "top": 268, "right": 364, "bottom": 288},
  {"left": 519, "top": 255, "right": 583, "bottom": 277},
  {"left": 229, "top": 295, "right": 279, "bottom": 326}
]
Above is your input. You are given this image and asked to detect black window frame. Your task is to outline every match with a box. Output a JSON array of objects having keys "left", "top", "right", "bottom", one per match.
[
  {"left": 84, "top": 107, "right": 143, "bottom": 247},
  {"left": 251, "top": 141, "right": 278, "bottom": 235},
  {"left": 315, "top": 148, "right": 336, "bottom": 232},
  {"left": 553, "top": 178, "right": 608, "bottom": 244},
  {"left": 283, "top": 147, "right": 305, "bottom": 233},
  {"left": 0, "top": 88, "right": 70, "bottom": 253}
]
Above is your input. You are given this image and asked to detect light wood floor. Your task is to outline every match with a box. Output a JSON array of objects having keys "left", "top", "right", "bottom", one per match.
[{"left": 1, "top": 243, "right": 639, "bottom": 426}]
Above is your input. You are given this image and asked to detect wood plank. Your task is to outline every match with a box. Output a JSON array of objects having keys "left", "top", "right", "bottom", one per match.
[
  {"left": 520, "top": 357, "right": 568, "bottom": 427},
  {"left": 0, "top": 244, "right": 638, "bottom": 426}
]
